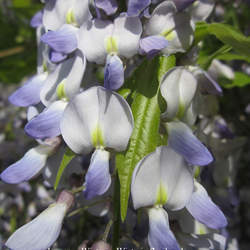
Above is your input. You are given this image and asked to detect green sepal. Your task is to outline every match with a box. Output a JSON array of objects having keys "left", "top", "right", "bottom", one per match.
[
  {"left": 54, "top": 147, "right": 76, "bottom": 190},
  {"left": 116, "top": 55, "right": 176, "bottom": 221}
]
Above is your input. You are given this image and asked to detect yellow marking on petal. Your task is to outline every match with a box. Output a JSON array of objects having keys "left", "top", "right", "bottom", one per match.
[
  {"left": 43, "top": 62, "right": 48, "bottom": 72},
  {"left": 161, "top": 29, "right": 176, "bottom": 41},
  {"left": 155, "top": 182, "right": 168, "bottom": 205},
  {"left": 105, "top": 36, "right": 118, "bottom": 54},
  {"left": 56, "top": 80, "right": 68, "bottom": 101},
  {"left": 193, "top": 1, "right": 199, "bottom": 7},
  {"left": 176, "top": 101, "right": 185, "bottom": 119},
  {"left": 194, "top": 166, "right": 200, "bottom": 179},
  {"left": 92, "top": 125, "right": 104, "bottom": 147},
  {"left": 197, "top": 224, "right": 207, "bottom": 235},
  {"left": 66, "top": 8, "right": 77, "bottom": 26}
]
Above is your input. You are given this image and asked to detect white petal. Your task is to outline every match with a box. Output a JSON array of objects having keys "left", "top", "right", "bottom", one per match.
[
  {"left": 27, "top": 106, "right": 39, "bottom": 121},
  {"left": 160, "top": 67, "right": 197, "bottom": 120},
  {"left": 145, "top": 1, "right": 177, "bottom": 35},
  {"left": 187, "top": 0, "right": 214, "bottom": 22},
  {"left": 131, "top": 146, "right": 193, "bottom": 210},
  {"left": 60, "top": 87, "right": 99, "bottom": 154},
  {"left": 43, "top": 0, "right": 90, "bottom": 30},
  {"left": 79, "top": 20, "right": 113, "bottom": 64},
  {"left": 161, "top": 12, "right": 195, "bottom": 55},
  {"left": 5, "top": 203, "right": 67, "bottom": 250},
  {"left": 43, "top": 0, "right": 71, "bottom": 30},
  {"left": 64, "top": 50, "right": 86, "bottom": 99},
  {"left": 61, "top": 86, "right": 134, "bottom": 154},
  {"left": 209, "top": 59, "right": 235, "bottom": 80},
  {"left": 113, "top": 14, "right": 142, "bottom": 58},
  {"left": 98, "top": 87, "right": 134, "bottom": 152},
  {"left": 40, "top": 50, "right": 85, "bottom": 106},
  {"left": 72, "top": 0, "right": 91, "bottom": 27}
]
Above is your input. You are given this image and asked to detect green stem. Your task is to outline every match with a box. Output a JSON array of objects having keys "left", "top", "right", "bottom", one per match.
[
  {"left": 70, "top": 185, "right": 85, "bottom": 194},
  {"left": 67, "top": 198, "right": 110, "bottom": 218},
  {"left": 112, "top": 172, "right": 121, "bottom": 250},
  {"left": 102, "top": 219, "right": 113, "bottom": 242}
]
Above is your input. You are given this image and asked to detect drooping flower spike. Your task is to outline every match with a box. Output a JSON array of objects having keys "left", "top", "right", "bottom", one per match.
[
  {"left": 5, "top": 190, "right": 74, "bottom": 250},
  {"left": 61, "top": 86, "right": 134, "bottom": 199}
]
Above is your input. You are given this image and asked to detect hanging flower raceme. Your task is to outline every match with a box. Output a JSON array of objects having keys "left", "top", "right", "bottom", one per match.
[
  {"left": 0, "top": 107, "right": 61, "bottom": 184},
  {"left": 5, "top": 190, "right": 74, "bottom": 250},
  {"left": 160, "top": 67, "right": 213, "bottom": 166},
  {"left": 60, "top": 86, "right": 134, "bottom": 199},
  {"left": 131, "top": 146, "right": 194, "bottom": 250}
]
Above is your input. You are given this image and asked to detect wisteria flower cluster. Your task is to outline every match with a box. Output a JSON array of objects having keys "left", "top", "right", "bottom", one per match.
[{"left": 2, "top": 0, "right": 244, "bottom": 249}]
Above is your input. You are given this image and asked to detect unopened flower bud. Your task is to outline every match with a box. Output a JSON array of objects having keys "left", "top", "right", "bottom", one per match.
[
  {"left": 56, "top": 190, "right": 75, "bottom": 210},
  {"left": 91, "top": 240, "right": 112, "bottom": 250}
]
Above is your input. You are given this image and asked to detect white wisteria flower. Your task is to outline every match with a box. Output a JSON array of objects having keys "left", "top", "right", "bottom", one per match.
[
  {"left": 132, "top": 146, "right": 194, "bottom": 250},
  {"left": 60, "top": 86, "right": 134, "bottom": 199}
]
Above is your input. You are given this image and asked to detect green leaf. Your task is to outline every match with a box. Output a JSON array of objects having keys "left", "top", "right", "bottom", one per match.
[
  {"left": 116, "top": 55, "right": 176, "bottom": 221},
  {"left": 12, "top": 0, "right": 32, "bottom": 7},
  {"left": 118, "top": 88, "right": 131, "bottom": 99},
  {"left": 198, "top": 44, "right": 232, "bottom": 69},
  {"left": 216, "top": 53, "right": 250, "bottom": 63},
  {"left": 54, "top": 147, "right": 76, "bottom": 190},
  {"left": 221, "top": 72, "right": 250, "bottom": 88},
  {"left": 195, "top": 22, "right": 250, "bottom": 57}
]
